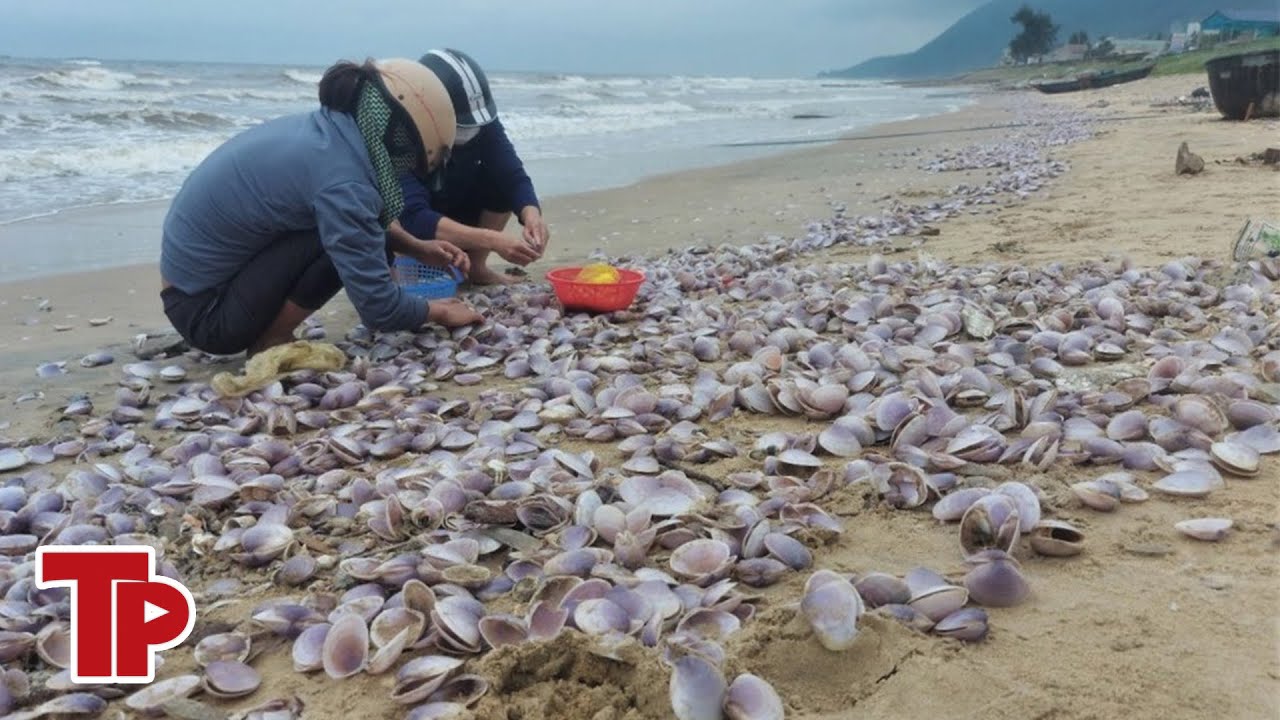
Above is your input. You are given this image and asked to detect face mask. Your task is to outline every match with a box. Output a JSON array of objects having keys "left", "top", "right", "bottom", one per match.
[{"left": 455, "top": 125, "right": 481, "bottom": 146}]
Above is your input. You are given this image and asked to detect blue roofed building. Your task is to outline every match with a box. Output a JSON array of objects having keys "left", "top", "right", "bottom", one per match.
[{"left": 1200, "top": 9, "right": 1280, "bottom": 38}]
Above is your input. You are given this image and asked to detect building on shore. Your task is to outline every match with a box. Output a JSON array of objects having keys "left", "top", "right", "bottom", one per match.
[
  {"left": 1098, "top": 37, "right": 1170, "bottom": 58},
  {"left": 1047, "top": 43, "right": 1089, "bottom": 63},
  {"left": 1200, "top": 9, "right": 1280, "bottom": 40}
]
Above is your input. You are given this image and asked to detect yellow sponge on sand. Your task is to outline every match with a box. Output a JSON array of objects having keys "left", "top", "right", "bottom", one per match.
[{"left": 211, "top": 340, "right": 347, "bottom": 398}]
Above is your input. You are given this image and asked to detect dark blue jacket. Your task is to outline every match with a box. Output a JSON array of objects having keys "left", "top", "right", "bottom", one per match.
[{"left": 399, "top": 119, "right": 539, "bottom": 239}]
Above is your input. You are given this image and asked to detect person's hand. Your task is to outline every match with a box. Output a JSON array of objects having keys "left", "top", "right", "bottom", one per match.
[
  {"left": 520, "top": 206, "right": 550, "bottom": 254},
  {"left": 427, "top": 298, "right": 483, "bottom": 328},
  {"left": 488, "top": 231, "right": 540, "bottom": 266},
  {"left": 416, "top": 240, "right": 470, "bottom": 276}
]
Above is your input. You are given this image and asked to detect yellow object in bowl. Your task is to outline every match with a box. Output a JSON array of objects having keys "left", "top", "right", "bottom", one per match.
[{"left": 576, "top": 263, "right": 621, "bottom": 284}]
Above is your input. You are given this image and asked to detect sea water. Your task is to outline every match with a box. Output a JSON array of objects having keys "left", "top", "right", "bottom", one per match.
[{"left": 0, "top": 56, "right": 970, "bottom": 278}]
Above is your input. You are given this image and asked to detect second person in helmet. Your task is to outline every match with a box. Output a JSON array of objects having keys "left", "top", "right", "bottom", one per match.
[
  {"left": 398, "top": 48, "right": 550, "bottom": 286},
  {"left": 159, "top": 57, "right": 482, "bottom": 357}
]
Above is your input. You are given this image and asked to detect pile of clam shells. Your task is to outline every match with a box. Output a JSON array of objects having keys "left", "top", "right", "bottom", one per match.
[{"left": 1, "top": 101, "right": 1277, "bottom": 720}]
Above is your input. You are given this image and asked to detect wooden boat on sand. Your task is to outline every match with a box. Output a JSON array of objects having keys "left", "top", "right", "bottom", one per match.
[{"left": 1032, "top": 63, "right": 1155, "bottom": 94}]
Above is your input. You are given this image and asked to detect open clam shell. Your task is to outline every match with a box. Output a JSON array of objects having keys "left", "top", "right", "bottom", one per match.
[
  {"left": 669, "top": 655, "right": 727, "bottom": 720},
  {"left": 193, "top": 632, "right": 251, "bottom": 668},
  {"left": 1152, "top": 469, "right": 1220, "bottom": 498},
  {"left": 574, "top": 598, "right": 631, "bottom": 636},
  {"left": 125, "top": 674, "right": 200, "bottom": 713},
  {"left": 724, "top": 673, "right": 785, "bottom": 720},
  {"left": 1174, "top": 518, "right": 1232, "bottom": 542},
  {"left": 734, "top": 557, "right": 789, "bottom": 588},
  {"left": 479, "top": 614, "right": 530, "bottom": 648},
  {"left": 1029, "top": 520, "right": 1085, "bottom": 557},
  {"left": 292, "top": 623, "right": 330, "bottom": 672},
  {"left": 0, "top": 449, "right": 28, "bottom": 473},
  {"left": 34, "top": 622, "right": 70, "bottom": 669},
  {"left": 368, "top": 624, "right": 416, "bottom": 675},
  {"left": 431, "top": 596, "right": 484, "bottom": 654},
  {"left": 933, "top": 607, "right": 989, "bottom": 642},
  {"left": 402, "top": 579, "right": 438, "bottom": 617},
  {"left": 159, "top": 364, "right": 187, "bottom": 382},
  {"left": 676, "top": 609, "right": 741, "bottom": 644},
  {"left": 406, "top": 702, "right": 468, "bottom": 720},
  {"left": 1227, "top": 425, "right": 1280, "bottom": 455},
  {"left": 817, "top": 418, "right": 865, "bottom": 457},
  {"left": 903, "top": 566, "right": 968, "bottom": 621},
  {"left": 874, "top": 603, "right": 936, "bottom": 633},
  {"left": 322, "top": 613, "right": 368, "bottom": 679},
  {"left": 959, "top": 493, "right": 1021, "bottom": 560},
  {"left": 392, "top": 655, "right": 465, "bottom": 705},
  {"left": 800, "top": 570, "right": 864, "bottom": 651},
  {"left": 669, "top": 539, "right": 734, "bottom": 586},
  {"left": 11, "top": 693, "right": 106, "bottom": 719},
  {"left": 330, "top": 595, "right": 385, "bottom": 625},
  {"left": 202, "top": 660, "right": 261, "bottom": 699},
  {"left": 964, "top": 550, "right": 1030, "bottom": 607},
  {"left": 879, "top": 463, "right": 929, "bottom": 509},
  {"left": 1208, "top": 442, "right": 1260, "bottom": 477},
  {"left": 776, "top": 448, "right": 822, "bottom": 475},
  {"left": 275, "top": 553, "right": 318, "bottom": 587},
  {"left": 233, "top": 521, "right": 294, "bottom": 567},
  {"left": 993, "top": 482, "right": 1040, "bottom": 532},
  {"left": 763, "top": 532, "right": 812, "bottom": 571},
  {"left": 1071, "top": 480, "right": 1121, "bottom": 511},
  {"left": 1172, "top": 395, "right": 1228, "bottom": 436},
  {"left": 853, "top": 572, "right": 911, "bottom": 608},
  {"left": 1105, "top": 410, "right": 1148, "bottom": 441},
  {"left": 931, "top": 487, "right": 991, "bottom": 522},
  {"left": 527, "top": 602, "right": 569, "bottom": 641},
  {"left": 1226, "top": 399, "right": 1275, "bottom": 429},
  {"left": 0, "top": 632, "right": 34, "bottom": 664},
  {"left": 906, "top": 583, "right": 968, "bottom": 622},
  {"left": 427, "top": 673, "right": 489, "bottom": 707},
  {"left": 370, "top": 608, "right": 426, "bottom": 649}
]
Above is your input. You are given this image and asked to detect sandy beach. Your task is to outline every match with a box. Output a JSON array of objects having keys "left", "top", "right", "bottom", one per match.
[{"left": 1, "top": 74, "right": 1277, "bottom": 720}]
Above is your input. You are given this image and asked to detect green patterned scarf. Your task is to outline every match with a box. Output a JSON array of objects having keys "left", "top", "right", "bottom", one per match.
[{"left": 355, "top": 81, "right": 418, "bottom": 228}]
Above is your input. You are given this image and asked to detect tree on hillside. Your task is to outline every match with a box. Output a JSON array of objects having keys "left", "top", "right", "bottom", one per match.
[
  {"left": 1090, "top": 39, "right": 1116, "bottom": 59},
  {"left": 1068, "top": 31, "right": 1089, "bottom": 46},
  {"left": 1009, "top": 5, "right": 1060, "bottom": 63}
]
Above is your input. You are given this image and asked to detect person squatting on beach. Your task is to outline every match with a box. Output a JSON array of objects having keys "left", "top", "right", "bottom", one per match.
[
  {"left": 159, "top": 58, "right": 483, "bottom": 357},
  {"left": 398, "top": 49, "right": 550, "bottom": 286}
]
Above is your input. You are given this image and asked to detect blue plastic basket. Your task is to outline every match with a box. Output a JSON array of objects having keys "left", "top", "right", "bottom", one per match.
[{"left": 393, "top": 257, "right": 462, "bottom": 299}]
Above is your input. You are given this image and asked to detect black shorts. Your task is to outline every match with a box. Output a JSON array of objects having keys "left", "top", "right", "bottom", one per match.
[
  {"left": 161, "top": 230, "right": 343, "bottom": 355},
  {"left": 435, "top": 160, "right": 512, "bottom": 227}
]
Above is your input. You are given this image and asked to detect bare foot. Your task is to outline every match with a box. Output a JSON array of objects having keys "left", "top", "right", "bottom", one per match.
[{"left": 467, "top": 265, "right": 519, "bottom": 286}]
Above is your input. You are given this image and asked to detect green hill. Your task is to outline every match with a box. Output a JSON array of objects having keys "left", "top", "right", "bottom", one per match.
[{"left": 829, "top": 0, "right": 1278, "bottom": 79}]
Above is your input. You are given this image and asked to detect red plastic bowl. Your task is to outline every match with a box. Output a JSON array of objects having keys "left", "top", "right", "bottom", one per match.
[{"left": 546, "top": 266, "right": 645, "bottom": 313}]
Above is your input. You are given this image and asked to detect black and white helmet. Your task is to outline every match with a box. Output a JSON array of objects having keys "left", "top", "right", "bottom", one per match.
[{"left": 418, "top": 48, "right": 497, "bottom": 128}]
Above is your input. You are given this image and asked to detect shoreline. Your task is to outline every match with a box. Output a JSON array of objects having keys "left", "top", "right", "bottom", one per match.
[{"left": 0, "top": 95, "right": 977, "bottom": 284}]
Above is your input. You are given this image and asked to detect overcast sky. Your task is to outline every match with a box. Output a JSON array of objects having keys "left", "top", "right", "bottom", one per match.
[{"left": 0, "top": 0, "right": 985, "bottom": 76}]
